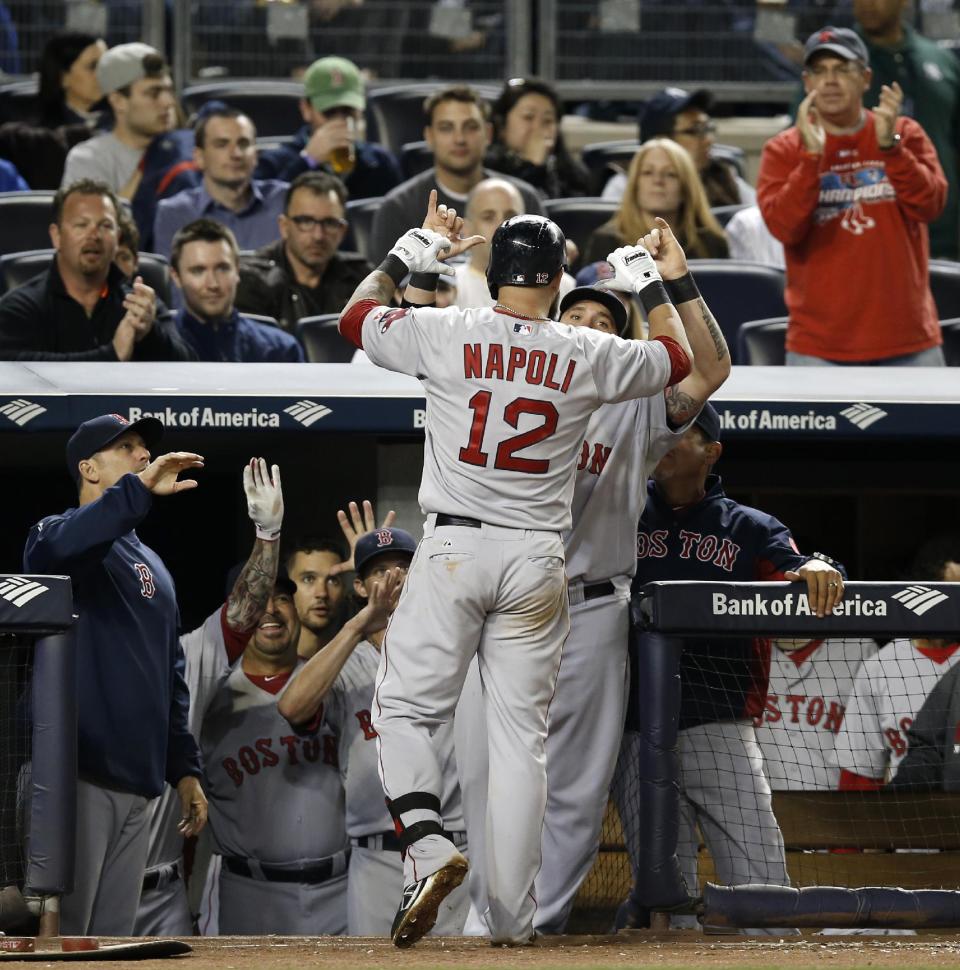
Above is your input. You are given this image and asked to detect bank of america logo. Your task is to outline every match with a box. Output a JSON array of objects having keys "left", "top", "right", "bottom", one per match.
[
  {"left": 284, "top": 400, "right": 331, "bottom": 427},
  {"left": 0, "top": 576, "right": 48, "bottom": 608},
  {"left": 0, "top": 399, "right": 46, "bottom": 426},
  {"left": 893, "top": 585, "right": 950, "bottom": 616},
  {"left": 840, "top": 403, "right": 888, "bottom": 430}
]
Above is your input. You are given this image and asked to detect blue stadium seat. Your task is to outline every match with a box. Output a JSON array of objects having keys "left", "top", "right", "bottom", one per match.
[
  {"left": 929, "top": 260, "right": 960, "bottom": 321},
  {"left": 737, "top": 317, "right": 788, "bottom": 365},
  {"left": 579, "top": 141, "right": 639, "bottom": 195},
  {"left": 0, "top": 248, "right": 172, "bottom": 305},
  {"left": 400, "top": 141, "right": 434, "bottom": 180},
  {"left": 0, "top": 192, "right": 55, "bottom": 257},
  {"left": 343, "top": 197, "right": 382, "bottom": 262},
  {"left": 544, "top": 197, "right": 619, "bottom": 263},
  {"left": 181, "top": 81, "right": 305, "bottom": 138},
  {"left": 296, "top": 314, "right": 355, "bottom": 363},
  {"left": 366, "top": 83, "right": 499, "bottom": 157},
  {"left": 687, "top": 259, "right": 787, "bottom": 364}
]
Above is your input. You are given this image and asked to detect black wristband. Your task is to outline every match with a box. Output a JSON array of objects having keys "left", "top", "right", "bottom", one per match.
[
  {"left": 409, "top": 272, "right": 439, "bottom": 292},
  {"left": 637, "top": 280, "right": 671, "bottom": 316},
  {"left": 377, "top": 254, "right": 409, "bottom": 288},
  {"left": 401, "top": 298, "right": 434, "bottom": 309},
  {"left": 665, "top": 272, "right": 700, "bottom": 305}
]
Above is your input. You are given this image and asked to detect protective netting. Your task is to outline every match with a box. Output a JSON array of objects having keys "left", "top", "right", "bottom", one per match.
[{"left": 570, "top": 632, "right": 960, "bottom": 933}]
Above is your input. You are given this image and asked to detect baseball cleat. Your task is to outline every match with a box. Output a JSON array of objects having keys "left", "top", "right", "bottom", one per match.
[{"left": 391, "top": 852, "right": 468, "bottom": 948}]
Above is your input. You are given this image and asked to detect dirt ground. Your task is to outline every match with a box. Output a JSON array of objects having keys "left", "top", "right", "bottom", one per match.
[{"left": 9, "top": 933, "right": 960, "bottom": 969}]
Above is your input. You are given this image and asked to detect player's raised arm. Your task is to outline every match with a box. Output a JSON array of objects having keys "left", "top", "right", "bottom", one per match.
[
  {"left": 338, "top": 190, "right": 483, "bottom": 348},
  {"left": 641, "top": 218, "right": 731, "bottom": 428}
]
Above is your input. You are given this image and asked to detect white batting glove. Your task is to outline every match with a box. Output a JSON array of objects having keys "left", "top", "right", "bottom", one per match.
[
  {"left": 243, "top": 458, "right": 283, "bottom": 541},
  {"left": 606, "top": 244, "right": 663, "bottom": 294},
  {"left": 388, "top": 227, "right": 453, "bottom": 275}
]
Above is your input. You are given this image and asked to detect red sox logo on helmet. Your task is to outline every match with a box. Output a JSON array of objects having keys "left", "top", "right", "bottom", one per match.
[{"left": 375, "top": 529, "right": 394, "bottom": 548}]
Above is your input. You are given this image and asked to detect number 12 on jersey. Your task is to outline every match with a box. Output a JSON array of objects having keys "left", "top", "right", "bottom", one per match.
[{"left": 458, "top": 391, "right": 559, "bottom": 474}]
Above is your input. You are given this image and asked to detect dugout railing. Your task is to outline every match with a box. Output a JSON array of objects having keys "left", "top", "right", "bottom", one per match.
[
  {"left": 0, "top": 575, "right": 74, "bottom": 938},
  {"left": 575, "top": 581, "right": 960, "bottom": 933}
]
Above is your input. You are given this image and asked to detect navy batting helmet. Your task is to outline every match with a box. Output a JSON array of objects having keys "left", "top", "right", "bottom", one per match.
[{"left": 486, "top": 215, "right": 566, "bottom": 299}]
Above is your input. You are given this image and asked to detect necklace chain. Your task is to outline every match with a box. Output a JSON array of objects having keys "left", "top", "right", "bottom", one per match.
[{"left": 494, "top": 302, "right": 550, "bottom": 323}]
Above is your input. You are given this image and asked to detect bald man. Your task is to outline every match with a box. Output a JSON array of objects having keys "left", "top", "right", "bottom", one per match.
[{"left": 454, "top": 178, "right": 576, "bottom": 310}]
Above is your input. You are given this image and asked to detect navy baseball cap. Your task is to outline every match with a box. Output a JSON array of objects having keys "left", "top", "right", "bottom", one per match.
[
  {"left": 638, "top": 87, "right": 714, "bottom": 143},
  {"left": 693, "top": 403, "right": 722, "bottom": 443},
  {"left": 559, "top": 285, "right": 628, "bottom": 337},
  {"left": 803, "top": 26, "right": 869, "bottom": 67},
  {"left": 66, "top": 413, "right": 164, "bottom": 482},
  {"left": 354, "top": 527, "right": 417, "bottom": 577}
]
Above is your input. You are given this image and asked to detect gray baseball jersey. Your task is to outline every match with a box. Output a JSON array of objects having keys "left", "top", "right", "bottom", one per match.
[
  {"left": 201, "top": 661, "right": 346, "bottom": 862},
  {"left": 360, "top": 304, "right": 676, "bottom": 530},
  {"left": 756, "top": 638, "right": 879, "bottom": 791},
  {"left": 834, "top": 639, "right": 960, "bottom": 782}
]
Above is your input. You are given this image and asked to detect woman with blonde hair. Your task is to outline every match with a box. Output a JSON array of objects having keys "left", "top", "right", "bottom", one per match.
[{"left": 583, "top": 138, "right": 728, "bottom": 265}]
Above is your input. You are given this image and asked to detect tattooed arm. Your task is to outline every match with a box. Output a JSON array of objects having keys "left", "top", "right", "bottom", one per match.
[
  {"left": 226, "top": 458, "right": 284, "bottom": 634},
  {"left": 225, "top": 538, "right": 281, "bottom": 633},
  {"left": 638, "top": 218, "right": 731, "bottom": 428}
]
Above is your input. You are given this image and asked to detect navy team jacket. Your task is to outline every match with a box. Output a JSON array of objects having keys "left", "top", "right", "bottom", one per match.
[
  {"left": 24, "top": 473, "right": 201, "bottom": 798},
  {"left": 633, "top": 475, "right": 823, "bottom": 730}
]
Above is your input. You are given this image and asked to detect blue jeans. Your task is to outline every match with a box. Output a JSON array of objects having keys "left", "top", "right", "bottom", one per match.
[{"left": 786, "top": 346, "right": 946, "bottom": 366}]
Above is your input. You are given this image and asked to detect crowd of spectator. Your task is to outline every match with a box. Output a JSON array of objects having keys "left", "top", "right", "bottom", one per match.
[{"left": 0, "top": 0, "right": 954, "bottom": 367}]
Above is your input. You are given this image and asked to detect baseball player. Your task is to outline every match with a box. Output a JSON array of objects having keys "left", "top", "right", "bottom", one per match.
[
  {"left": 452, "top": 220, "right": 732, "bottom": 936},
  {"left": 23, "top": 414, "right": 206, "bottom": 936},
  {"left": 199, "top": 566, "right": 348, "bottom": 935},
  {"left": 280, "top": 525, "right": 471, "bottom": 936},
  {"left": 614, "top": 410, "right": 846, "bottom": 929},
  {"left": 834, "top": 540, "right": 960, "bottom": 790},
  {"left": 135, "top": 458, "right": 286, "bottom": 935},
  {"left": 756, "top": 638, "right": 879, "bottom": 791},
  {"left": 337, "top": 189, "right": 696, "bottom": 946}
]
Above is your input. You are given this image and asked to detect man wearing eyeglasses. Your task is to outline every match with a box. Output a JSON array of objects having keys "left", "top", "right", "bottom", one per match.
[
  {"left": 170, "top": 218, "right": 303, "bottom": 362},
  {"left": 153, "top": 106, "right": 289, "bottom": 261},
  {"left": 603, "top": 88, "right": 756, "bottom": 208},
  {"left": 236, "top": 172, "right": 372, "bottom": 334}
]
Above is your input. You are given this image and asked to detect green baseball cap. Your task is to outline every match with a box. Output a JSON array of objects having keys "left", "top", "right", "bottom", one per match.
[{"left": 303, "top": 56, "right": 365, "bottom": 114}]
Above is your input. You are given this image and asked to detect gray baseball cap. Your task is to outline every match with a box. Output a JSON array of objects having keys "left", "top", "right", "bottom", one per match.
[
  {"left": 802, "top": 27, "right": 869, "bottom": 67},
  {"left": 96, "top": 42, "right": 163, "bottom": 96}
]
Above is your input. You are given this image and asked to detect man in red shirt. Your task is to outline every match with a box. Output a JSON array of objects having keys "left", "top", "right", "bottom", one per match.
[{"left": 757, "top": 26, "right": 947, "bottom": 365}]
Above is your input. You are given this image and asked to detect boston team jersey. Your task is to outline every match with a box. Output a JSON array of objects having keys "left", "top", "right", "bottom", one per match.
[{"left": 356, "top": 303, "right": 680, "bottom": 533}]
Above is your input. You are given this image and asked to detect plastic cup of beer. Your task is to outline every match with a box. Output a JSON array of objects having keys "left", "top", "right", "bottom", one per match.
[{"left": 331, "top": 115, "right": 357, "bottom": 176}]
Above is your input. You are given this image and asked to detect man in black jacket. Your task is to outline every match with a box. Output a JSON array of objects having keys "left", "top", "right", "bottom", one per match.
[
  {"left": 236, "top": 172, "right": 371, "bottom": 333},
  {"left": 0, "top": 179, "right": 193, "bottom": 361}
]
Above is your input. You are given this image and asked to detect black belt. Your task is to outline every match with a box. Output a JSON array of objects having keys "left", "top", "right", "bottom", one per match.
[
  {"left": 352, "top": 831, "right": 405, "bottom": 852},
  {"left": 141, "top": 864, "right": 179, "bottom": 892},
  {"left": 223, "top": 854, "right": 346, "bottom": 885},
  {"left": 583, "top": 581, "right": 616, "bottom": 601},
  {"left": 436, "top": 514, "right": 482, "bottom": 528}
]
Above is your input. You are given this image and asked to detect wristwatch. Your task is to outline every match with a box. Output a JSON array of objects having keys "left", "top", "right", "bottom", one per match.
[{"left": 878, "top": 133, "right": 901, "bottom": 151}]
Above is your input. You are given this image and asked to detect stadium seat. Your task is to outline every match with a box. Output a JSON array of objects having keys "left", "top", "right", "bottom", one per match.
[
  {"left": 687, "top": 259, "right": 787, "bottom": 365},
  {"left": 0, "top": 249, "right": 172, "bottom": 305},
  {"left": 181, "top": 81, "right": 305, "bottom": 138},
  {"left": 255, "top": 135, "right": 296, "bottom": 155},
  {"left": 711, "top": 143, "right": 747, "bottom": 179},
  {"left": 737, "top": 317, "right": 788, "bottom": 365},
  {"left": 941, "top": 318, "right": 960, "bottom": 366},
  {"left": 400, "top": 141, "right": 434, "bottom": 180},
  {"left": 711, "top": 203, "right": 750, "bottom": 228},
  {"left": 366, "top": 83, "right": 500, "bottom": 157},
  {"left": 544, "top": 197, "right": 619, "bottom": 264},
  {"left": 343, "top": 197, "right": 382, "bottom": 262},
  {"left": 0, "top": 78, "right": 39, "bottom": 124},
  {"left": 579, "top": 141, "right": 638, "bottom": 195},
  {"left": 929, "top": 260, "right": 960, "bottom": 321},
  {"left": 243, "top": 313, "right": 281, "bottom": 329},
  {"left": 0, "top": 192, "right": 55, "bottom": 256},
  {"left": 296, "top": 314, "right": 356, "bottom": 363}
]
